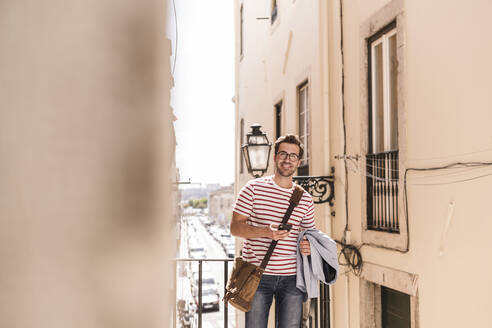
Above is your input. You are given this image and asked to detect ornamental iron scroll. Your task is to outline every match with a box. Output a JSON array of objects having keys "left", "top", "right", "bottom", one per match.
[{"left": 293, "top": 175, "right": 335, "bottom": 206}]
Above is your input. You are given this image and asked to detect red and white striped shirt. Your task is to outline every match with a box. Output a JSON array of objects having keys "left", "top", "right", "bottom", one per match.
[{"left": 233, "top": 176, "right": 315, "bottom": 275}]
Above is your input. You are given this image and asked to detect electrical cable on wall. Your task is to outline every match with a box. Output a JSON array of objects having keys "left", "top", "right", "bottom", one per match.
[
  {"left": 374, "top": 161, "right": 491, "bottom": 185},
  {"left": 335, "top": 240, "right": 363, "bottom": 276},
  {"left": 332, "top": 155, "right": 492, "bottom": 255},
  {"left": 405, "top": 146, "right": 492, "bottom": 162},
  {"left": 335, "top": 155, "right": 492, "bottom": 185},
  {"left": 363, "top": 161, "right": 492, "bottom": 180},
  {"left": 336, "top": 146, "right": 492, "bottom": 163},
  {"left": 339, "top": 0, "right": 349, "bottom": 237}
]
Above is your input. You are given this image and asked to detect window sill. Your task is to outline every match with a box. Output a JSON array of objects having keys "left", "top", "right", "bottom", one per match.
[{"left": 361, "top": 228, "right": 408, "bottom": 252}]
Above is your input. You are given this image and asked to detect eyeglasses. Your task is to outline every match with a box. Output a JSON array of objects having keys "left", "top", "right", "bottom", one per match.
[{"left": 277, "top": 151, "right": 300, "bottom": 161}]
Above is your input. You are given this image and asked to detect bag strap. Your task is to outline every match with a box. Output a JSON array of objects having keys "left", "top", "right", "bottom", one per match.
[{"left": 259, "top": 184, "right": 304, "bottom": 270}]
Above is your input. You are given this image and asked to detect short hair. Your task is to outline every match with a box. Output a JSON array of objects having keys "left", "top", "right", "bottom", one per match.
[{"left": 274, "top": 134, "right": 304, "bottom": 158}]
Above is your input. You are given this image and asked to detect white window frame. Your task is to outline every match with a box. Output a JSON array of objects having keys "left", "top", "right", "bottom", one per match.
[
  {"left": 370, "top": 28, "right": 397, "bottom": 153},
  {"left": 297, "top": 81, "right": 310, "bottom": 171}
]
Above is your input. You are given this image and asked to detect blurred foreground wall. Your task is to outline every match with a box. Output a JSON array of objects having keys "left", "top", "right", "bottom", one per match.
[{"left": 0, "top": 1, "right": 177, "bottom": 327}]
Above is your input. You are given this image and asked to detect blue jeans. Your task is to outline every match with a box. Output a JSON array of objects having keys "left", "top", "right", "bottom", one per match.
[{"left": 245, "top": 275, "right": 305, "bottom": 328}]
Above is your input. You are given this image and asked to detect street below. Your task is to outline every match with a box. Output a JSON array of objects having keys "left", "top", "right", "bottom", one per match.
[{"left": 177, "top": 213, "right": 236, "bottom": 328}]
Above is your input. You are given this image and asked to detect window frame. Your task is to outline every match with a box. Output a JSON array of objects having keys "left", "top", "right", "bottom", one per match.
[
  {"left": 360, "top": 262, "right": 419, "bottom": 328},
  {"left": 297, "top": 79, "right": 310, "bottom": 176},
  {"left": 368, "top": 21, "right": 398, "bottom": 154},
  {"left": 359, "top": 0, "right": 408, "bottom": 251}
]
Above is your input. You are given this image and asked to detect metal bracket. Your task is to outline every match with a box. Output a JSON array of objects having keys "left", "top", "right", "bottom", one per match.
[{"left": 293, "top": 173, "right": 335, "bottom": 206}]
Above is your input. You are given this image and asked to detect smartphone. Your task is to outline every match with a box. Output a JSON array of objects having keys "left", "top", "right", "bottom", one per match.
[{"left": 278, "top": 223, "right": 292, "bottom": 232}]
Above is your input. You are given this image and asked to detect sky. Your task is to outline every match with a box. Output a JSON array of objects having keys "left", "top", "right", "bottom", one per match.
[{"left": 167, "top": 0, "right": 235, "bottom": 187}]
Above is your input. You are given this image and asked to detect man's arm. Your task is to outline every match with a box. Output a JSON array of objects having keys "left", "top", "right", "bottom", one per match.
[{"left": 230, "top": 211, "right": 290, "bottom": 241}]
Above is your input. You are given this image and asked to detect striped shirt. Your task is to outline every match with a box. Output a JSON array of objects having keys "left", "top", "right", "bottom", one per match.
[{"left": 233, "top": 176, "right": 315, "bottom": 275}]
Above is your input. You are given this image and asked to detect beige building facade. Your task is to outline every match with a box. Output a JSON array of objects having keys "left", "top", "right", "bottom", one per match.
[
  {"left": 209, "top": 185, "right": 235, "bottom": 227},
  {"left": 0, "top": 1, "right": 179, "bottom": 327},
  {"left": 234, "top": 0, "right": 492, "bottom": 327}
]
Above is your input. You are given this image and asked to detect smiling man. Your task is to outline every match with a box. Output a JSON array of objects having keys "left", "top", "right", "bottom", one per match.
[{"left": 230, "top": 134, "right": 314, "bottom": 328}]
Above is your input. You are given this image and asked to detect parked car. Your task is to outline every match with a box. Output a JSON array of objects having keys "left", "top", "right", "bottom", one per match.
[
  {"left": 200, "top": 287, "right": 220, "bottom": 312},
  {"left": 220, "top": 232, "right": 232, "bottom": 241},
  {"left": 189, "top": 246, "right": 206, "bottom": 259},
  {"left": 191, "top": 273, "right": 221, "bottom": 312},
  {"left": 225, "top": 244, "right": 235, "bottom": 258},
  {"left": 192, "top": 270, "right": 218, "bottom": 289}
]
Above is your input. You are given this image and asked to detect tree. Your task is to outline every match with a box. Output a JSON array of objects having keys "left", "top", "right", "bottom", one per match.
[{"left": 188, "top": 198, "right": 207, "bottom": 209}]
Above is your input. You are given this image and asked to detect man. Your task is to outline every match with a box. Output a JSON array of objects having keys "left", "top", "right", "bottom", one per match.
[{"left": 231, "top": 134, "right": 314, "bottom": 328}]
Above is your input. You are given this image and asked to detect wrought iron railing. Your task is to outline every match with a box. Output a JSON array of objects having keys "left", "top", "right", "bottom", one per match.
[
  {"left": 175, "top": 258, "right": 234, "bottom": 328},
  {"left": 366, "top": 150, "right": 399, "bottom": 232},
  {"left": 293, "top": 174, "right": 335, "bottom": 206},
  {"left": 304, "top": 283, "right": 331, "bottom": 328},
  {"left": 175, "top": 258, "right": 331, "bottom": 328}
]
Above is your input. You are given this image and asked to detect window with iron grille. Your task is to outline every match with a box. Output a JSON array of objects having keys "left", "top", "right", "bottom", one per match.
[
  {"left": 366, "top": 21, "right": 399, "bottom": 233},
  {"left": 297, "top": 80, "right": 310, "bottom": 176}
]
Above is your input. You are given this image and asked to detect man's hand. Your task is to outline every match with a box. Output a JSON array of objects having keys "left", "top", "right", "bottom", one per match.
[
  {"left": 269, "top": 224, "right": 290, "bottom": 241},
  {"left": 231, "top": 212, "right": 290, "bottom": 240},
  {"left": 299, "top": 236, "right": 311, "bottom": 256}
]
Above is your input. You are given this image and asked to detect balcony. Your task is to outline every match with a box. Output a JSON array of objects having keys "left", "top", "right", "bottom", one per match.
[
  {"left": 175, "top": 257, "right": 332, "bottom": 328},
  {"left": 366, "top": 150, "right": 399, "bottom": 233},
  {"left": 175, "top": 258, "right": 234, "bottom": 328}
]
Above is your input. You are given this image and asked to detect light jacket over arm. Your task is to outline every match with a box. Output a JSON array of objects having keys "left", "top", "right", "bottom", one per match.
[{"left": 296, "top": 229, "right": 339, "bottom": 299}]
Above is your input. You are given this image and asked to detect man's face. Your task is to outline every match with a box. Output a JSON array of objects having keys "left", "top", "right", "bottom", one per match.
[{"left": 274, "top": 143, "right": 301, "bottom": 177}]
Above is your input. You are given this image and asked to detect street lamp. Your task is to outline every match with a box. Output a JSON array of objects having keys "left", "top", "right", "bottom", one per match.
[{"left": 242, "top": 124, "right": 272, "bottom": 178}]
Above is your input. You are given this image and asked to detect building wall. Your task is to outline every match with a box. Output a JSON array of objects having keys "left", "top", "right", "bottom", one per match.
[
  {"left": 234, "top": 0, "right": 332, "bottom": 326},
  {"left": 236, "top": 0, "right": 492, "bottom": 327},
  {"left": 330, "top": 0, "right": 492, "bottom": 327},
  {"left": 0, "top": 1, "right": 177, "bottom": 327},
  {"left": 209, "top": 185, "right": 234, "bottom": 226},
  {"left": 234, "top": 0, "right": 332, "bottom": 227}
]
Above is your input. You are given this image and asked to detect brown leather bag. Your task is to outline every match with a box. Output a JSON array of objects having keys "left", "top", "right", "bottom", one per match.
[{"left": 224, "top": 185, "right": 304, "bottom": 312}]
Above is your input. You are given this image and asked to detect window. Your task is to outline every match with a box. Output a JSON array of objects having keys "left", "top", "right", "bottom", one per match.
[
  {"left": 297, "top": 80, "right": 310, "bottom": 176},
  {"left": 360, "top": 0, "right": 407, "bottom": 251},
  {"left": 360, "top": 263, "right": 418, "bottom": 328},
  {"left": 366, "top": 22, "right": 399, "bottom": 233},
  {"left": 381, "top": 287, "right": 411, "bottom": 328},
  {"left": 274, "top": 101, "right": 282, "bottom": 140},
  {"left": 240, "top": 4, "right": 244, "bottom": 58},
  {"left": 271, "top": 0, "right": 278, "bottom": 23},
  {"left": 240, "top": 119, "right": 244, "bottom": 174}
]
